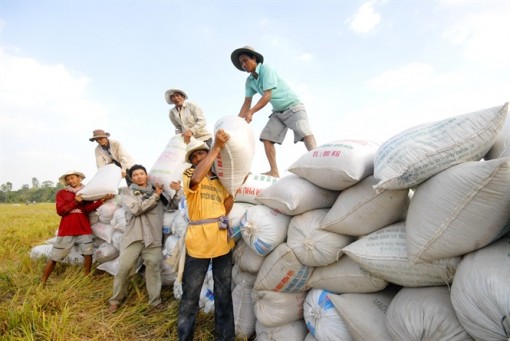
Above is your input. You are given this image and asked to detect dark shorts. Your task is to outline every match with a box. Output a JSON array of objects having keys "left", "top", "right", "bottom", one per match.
[{"left": 260, "top": 104, "right": 314, "bottom": 144}]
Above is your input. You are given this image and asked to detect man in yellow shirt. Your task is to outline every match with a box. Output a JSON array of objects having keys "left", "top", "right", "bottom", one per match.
[{"left": 178, "top": 130, "right": 235, "bottom": 341}]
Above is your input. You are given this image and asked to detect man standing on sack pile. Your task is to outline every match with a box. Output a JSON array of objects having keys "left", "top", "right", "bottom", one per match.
[
  {"left": 165, "top": 88, "right": 213, "bottom": 147},
  {"left": 89, "top": 129, "right": 135, "bottom": 186},
  {"left": 231, "top": 45, "right": 317, "bottom": 178},
  {"left": 177, "top": 130, "right": 235, "bottom": 341}
]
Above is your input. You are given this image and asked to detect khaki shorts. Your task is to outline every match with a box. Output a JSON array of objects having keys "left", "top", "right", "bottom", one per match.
[
  {"left": 260, "top": 104, "right": 314, "bottom": 144},
  {"left": 49, "top": 235, "right": 94, "bottom": 261}
]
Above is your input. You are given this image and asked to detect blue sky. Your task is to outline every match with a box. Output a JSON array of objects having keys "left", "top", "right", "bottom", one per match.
[{"left": 1, "top": 0, "right": 509, "bottom": 189}]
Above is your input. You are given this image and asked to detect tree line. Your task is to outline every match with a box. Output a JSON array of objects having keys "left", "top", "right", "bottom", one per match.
[{"left": 0, "top": 178, "right": 63, "bottom": 203}]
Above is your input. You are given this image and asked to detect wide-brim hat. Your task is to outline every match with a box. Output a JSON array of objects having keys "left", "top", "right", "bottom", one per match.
[
  {"left": 89, "top": 129, "right": 110, "bottom": 142},
  {"left": 185, "top": 139, "right": 210, "bottom": 164},
  {"left": 165, "top": 88, "right": 188, "bottom": 104},
  {"left": 231, "top": 46, "right": 264, "bottom": 71},
  {"left": 59, "top": 170, "right": 86, "bottom": 186}
]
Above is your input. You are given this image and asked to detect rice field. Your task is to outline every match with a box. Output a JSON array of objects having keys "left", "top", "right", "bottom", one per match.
[{"left": 0, "top": 203, "right": 233, "bottom": 341}]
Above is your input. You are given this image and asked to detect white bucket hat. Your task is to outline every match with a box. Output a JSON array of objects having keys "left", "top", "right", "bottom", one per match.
[
  {"left": 165, "top": 88, "right": 188, "bottom": 104},
  {"left": 185, "top": 139, "right": 210, "bottom": 164},
  {"left": 59, "top": 171, "right": 86, "bottom": 185}
]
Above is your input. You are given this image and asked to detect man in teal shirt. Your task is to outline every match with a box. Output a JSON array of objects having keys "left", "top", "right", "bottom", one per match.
[{"left": 231, "top": 46, "right": 317, "bottom": 178}]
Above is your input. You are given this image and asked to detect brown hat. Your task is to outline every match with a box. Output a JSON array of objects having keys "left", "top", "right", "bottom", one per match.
[
  {"left": 89, "top": 129, "right": 110, "bottom": 142},
  {"left": 165, "top": 88, "right": 188, "bottom": 104},
  {"left": 231, "top": 46, "right": 264, "bottom": 71},
  {"left": 59, "top": 170, "right": 86, "bottom": 186}
]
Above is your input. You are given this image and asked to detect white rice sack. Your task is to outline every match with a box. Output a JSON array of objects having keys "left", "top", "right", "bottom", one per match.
[
  {"left": 240, "top": 204, "right": 290, "bottom": 257},
  {"left": 342, "top": 222, "right": 460, "bottom": 287},
  {"left": 320, "top": 175, "right": 409, "bottom": 236},
  {"left": 77, "top": 164, "right": 121, "bottom": 200},
  {"left": 45, "top": 237, "right": 57, "bottom": 245},
  {"left": 374, "top": 103, "right": 508, "bottom": 190},
  {"left": 288, "top": 139, "right": 380, "bottom": 191},
  {"left": 91, "top": 222, "right": 115, "bottom": 243},
  {"left": 287, "top": 209, "right": 354, "bottom": 267},
  {"left": 96, "top": 199, "right": 117, "bottom": 224},
  {"left": 171, "top": 211, "right": 189, "bottom": 238},
  {"left": 95, "top": 256, "right": 116, "bottom": 276},
  {"left": 235, "top": 173, "right": 278, "bottom": 204},
  {"left": 305, "top": 333, "right": 318, "bottom": 341},
  {"left": 161, "top": 256, "right": 177, "bottom": 286},
  {"left": 228, "top": 202, "right": 253, "bottom": 242},
  {"left": 232, "top": 284, "right": 256, "bottom": 339},
  {"left": 451, "top": 234, "right": 510, "bottom": 341},
  {"left": 255, "top": 174, "right": 339, "bottom": 216},
  {"left": 485, "top": 105, "right": 510, "bottom": 159},
  {"left": 149, "top": 134, "right": 189, "bottom": 198},
  {"left": 255, "top": 320, "right": 308, "bottom": 341},
  {"left": 199, "top": 283, "right": 215, "bottom": 314},
  {"left": 304, "top": 288, "right": 353, "bottom": 341},
  {"left": 329, "top": 288, "right": 398, "bottom": 341},
  {"left": 214, "top": 115, "right": 255, "bottom": 196},
  {"left": 111, "top": 230, "right": 123, "bottom": 251},
  {"left": 88, "top": 211, "right": 99, "bottom": 225},
  {"left": 386, "top": 286, "right": 473, "bottom": 341},
  {"left": 233, "top": 239, "right": 265, "bottom": 274},
  {"left": 30, "top": 244, "right": 53, "bottom": 260},
  {"left": 306, "top": 255, "right": 388, "bottom": 294},
  {"left": 163, "top": 210, "right": 178, "bottom": 233},
  {"left": 232, "top": 263, "right": 257, "bottom": 288},
  {"left": 94, "top": 242, "right": 119, "bottom": 264},
  {"left": 253, "top": 290, "right": 307, "bottom": 327},
  {"left": 254, "top": 243, "right": 313, "bottom": 293},
  {"left": 406, "top": 158, "right": 510, "bottom": 263},
  {"left": 110, "top": 206, "right": 126, "bottom": 231}
]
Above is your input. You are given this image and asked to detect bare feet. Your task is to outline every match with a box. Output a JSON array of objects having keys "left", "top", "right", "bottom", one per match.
[
  {"left": 108, "top": 304, "right": 119, "bottom": 314},
  {"left": 261, "top": 171, "right": 279, "bottom": 178}
]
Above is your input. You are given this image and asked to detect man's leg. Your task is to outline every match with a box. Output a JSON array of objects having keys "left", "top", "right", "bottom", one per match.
[
  {"left": 83, "top": 255, "right": 92, "bottom": 275},
  {"left": 109, "top": 242, "right": 143, "bottom": 312},
  {"left": 303, "top": 135, "right": 317, "bottom": 151},
  {"left": 212, "top": 252, "right": 235, "bottom": 341},
  {"left": 41, "top": 260, "right": 56, "bottom": 286},
  {"left": 141, "top": 246, "right": 163, "bottom": 307},
  {"left": 263, "top": 139, "right": 279, "bottom": 177},
  {"left": 178, "top": 255, "right": 209, "bottom": 341}
]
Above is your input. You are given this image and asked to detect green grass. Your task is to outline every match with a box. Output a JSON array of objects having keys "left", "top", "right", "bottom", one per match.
[{"left": 0, "top": 203, "right": 245, "bottom": 340}]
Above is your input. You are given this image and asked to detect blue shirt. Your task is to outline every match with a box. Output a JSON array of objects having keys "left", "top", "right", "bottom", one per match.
[{"left": 245, "top": 63, "right": 301, "bottom": 112}]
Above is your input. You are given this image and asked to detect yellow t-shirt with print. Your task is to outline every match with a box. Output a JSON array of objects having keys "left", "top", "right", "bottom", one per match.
[{"left": 183, "top": 167, "right": 235, "bottom": 258}]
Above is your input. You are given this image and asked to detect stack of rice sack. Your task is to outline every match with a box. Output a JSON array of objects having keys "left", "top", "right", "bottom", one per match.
[{"left": 232, "top": 102, "right": 510, "bottom": 341}]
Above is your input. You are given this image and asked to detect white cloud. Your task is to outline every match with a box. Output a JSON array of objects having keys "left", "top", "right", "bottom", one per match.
[
  {"left": 0, "top": 48, "right": 110, "bottom": 188},
  {"left": 0, "top": 49, "right": 109, "bottom": 136},
  {"left": 367, "top": 63, "right": 446, "bottom": 91},
  {"left": 443, "top": 4, "right": 510, "bottom": 67},
  {"left": 348, "top": 2, "right": 381, "bottom": 34},
  {"left": 297, "top": 53, "right": 313, "bottom": 62}
]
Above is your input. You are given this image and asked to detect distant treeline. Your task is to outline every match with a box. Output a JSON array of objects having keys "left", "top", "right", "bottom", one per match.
[{"left": 0, "top": 179, "right": 63, "bottom": 203}]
